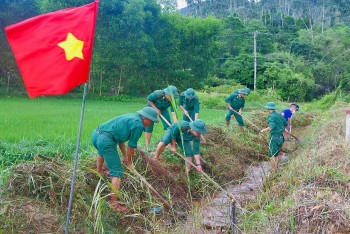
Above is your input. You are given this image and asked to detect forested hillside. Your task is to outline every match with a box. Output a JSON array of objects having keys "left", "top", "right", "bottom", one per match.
[{"left": 1, "top": 0, "right": 350, "bottom": 101}]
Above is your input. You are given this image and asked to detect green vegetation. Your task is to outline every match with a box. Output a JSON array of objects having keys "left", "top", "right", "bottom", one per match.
[
  {"left": 2, "top": 95, "right": 349, "bottom": 233},
  {"left": 0, "top": 98, "right": 266, "bottom": 233},
  {"left": 2, "top": 0, "right": 350, "bottom": 232},
  {"left": 0, "top": 96, "right": 226, "bottom": 175},
  {"left": 2, "top": 0, "right": 350, "bottom": 101}
]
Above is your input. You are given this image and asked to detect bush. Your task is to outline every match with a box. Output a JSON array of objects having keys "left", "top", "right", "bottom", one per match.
[
  {"left": 317, "top": 93, "right": 336, "bottom": 110},
  {"left": 196, "top": 91, "right": 226, "bottom": 109},
  {"left": 202, "top": 84, "right": 246, "bottom": 95},
  {"left": 93, "top": 94, "right": 144, "bottom": 103}
]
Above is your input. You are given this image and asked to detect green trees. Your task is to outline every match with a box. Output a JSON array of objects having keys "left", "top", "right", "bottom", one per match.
[
  {"left": 1, "top": 0, "right": 350, "bottom": 101},
  {"left": 0, "top": 0, "right": 40, "bottom": 93}
]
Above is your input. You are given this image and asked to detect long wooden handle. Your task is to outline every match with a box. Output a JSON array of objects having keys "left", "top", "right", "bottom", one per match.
[
  {"left": 130, "top": 168, "right": 172, "bottom": 209},
  {"left": 126, "top": 167, "right": 184, "bottom": 217},
  {"left": 159, "top": 114, "right": 172, "bottom": 127},
  {"left": 231, "top": 109, "right": 261, "bottom": 131}
]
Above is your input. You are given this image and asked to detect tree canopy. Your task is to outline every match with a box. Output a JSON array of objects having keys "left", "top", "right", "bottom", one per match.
[{"left": 1, "top": 0, "right": 350, "bottom": 101}]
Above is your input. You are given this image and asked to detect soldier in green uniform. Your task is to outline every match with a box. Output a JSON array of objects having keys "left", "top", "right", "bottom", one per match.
[
  {"left": 259, "top": 102, "right": 288, "bottom": 171},
  {"left": 225, "top": 89, "right": 248, "bottom": 133},
  {"left": 145, "top": 85, "right": 179, "bottom": 149},
  {"left": 92, "top": 107, "right": 158, "bottom": 213},
  {"left": 152, "top": 119, "right": 208, "bottom": 174},
  {"left": 179, "top": 88, "right": 200, "bottom": 122}
]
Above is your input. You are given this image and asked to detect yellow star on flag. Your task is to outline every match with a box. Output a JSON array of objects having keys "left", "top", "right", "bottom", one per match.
[{"left": 57, "top": 33, "right": 84, "bottom": 61}]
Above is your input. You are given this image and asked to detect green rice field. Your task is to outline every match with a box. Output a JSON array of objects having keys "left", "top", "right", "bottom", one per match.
[{"left": 0, "top": 96, "right": 226, "bottom": 166}]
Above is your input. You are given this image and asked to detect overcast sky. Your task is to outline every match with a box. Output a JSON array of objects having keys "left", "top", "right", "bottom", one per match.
[{"left": 177, "top": 0, "right": 187, "bottom": 9}]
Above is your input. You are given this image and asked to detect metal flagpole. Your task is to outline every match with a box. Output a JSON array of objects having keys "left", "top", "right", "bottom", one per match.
[{"left": 64, "top": 83, "right": 88, "bottom": 234}]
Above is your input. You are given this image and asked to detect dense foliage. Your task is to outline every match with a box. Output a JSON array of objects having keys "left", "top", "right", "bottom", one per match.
[{"left": 1, "top": 0, "right": 350, "bottom": 101}]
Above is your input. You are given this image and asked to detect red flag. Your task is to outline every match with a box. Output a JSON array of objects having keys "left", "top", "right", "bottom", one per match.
[{"left": 5, "top": 1, "right": 99, "bottom": 98}]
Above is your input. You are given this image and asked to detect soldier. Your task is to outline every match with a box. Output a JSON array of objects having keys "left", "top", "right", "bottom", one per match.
[
  {"left": 259, "top": 102, "right": 288, "bottom": 171},
  {"left": 179, "top": 88, "right": 200, "bottom": 122},
  {"left": 225, "top": 89, "right": 248, "bottom": 133},
  {"left": 152, "top": 119, "right": 208, "bottom": 174},
  {"left": 145, "top": 85, "right": 179, "bottom": 150},
  {"left": 92, "top": 107, "right": 158, "bottom": 213}
]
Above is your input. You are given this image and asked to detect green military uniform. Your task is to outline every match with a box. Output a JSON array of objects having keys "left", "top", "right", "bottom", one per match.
[
  {"left": 179, "top": 91, "right": 200, "bottom": 122},
  {"left": 267, "top": 111, "right": 288, "bottom": 157},
  {"left": 92, "top": 114, "right": 144, "bottom": 177},
  {"left": 225, "top": 94, "right": 245, "bottom": 126},
  {"left": 145, "top": 90, "right": 175, "bottom": 132},
  {"left": 160, "top": 120, "right": 200, "bottom": 157}
]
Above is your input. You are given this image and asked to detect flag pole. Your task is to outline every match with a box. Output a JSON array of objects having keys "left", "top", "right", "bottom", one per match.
[{"left": 65, "top": 83, "right": 88, "bottom": 234}]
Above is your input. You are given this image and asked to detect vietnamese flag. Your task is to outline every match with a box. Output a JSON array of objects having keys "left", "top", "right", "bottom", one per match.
[{"left": 5, "top": 1, "right": 99, "bottom": 98}]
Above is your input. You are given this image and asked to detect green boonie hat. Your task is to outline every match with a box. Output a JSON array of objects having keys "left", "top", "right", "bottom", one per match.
[
  {"left": 164, "top": 85, "right": 179, "bottom": 98},
  {"left": 184, "top": 88, "right": 196, "bottom": 100},
  {"left": 265, "top": 102, "right": 277, "bottom": 110},
  {"left": 238, "top": 89, "right": 248, "bottom": 95},
  {"left": 137, "top": 107, "right": 159, "bottom": 123},
  {"left": 189, "top": 119, "right": 208, "bottom": 134},
  {"left": 243, "top": 88, "right": 251, "bottom": 95}
]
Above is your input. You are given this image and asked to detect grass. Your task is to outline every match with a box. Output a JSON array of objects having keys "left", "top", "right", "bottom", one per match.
[
  {"left": 0, "top": 96, "right": 227, "bottom": 142},
  {"left": 0, "top": 96, "right": 226, "bottom": 186},
  {"left": 0, "top": 94, "right": 313, "bottom": 182},
  {"left": 0, "top": 94, "right": 331, "bottom": 233}
]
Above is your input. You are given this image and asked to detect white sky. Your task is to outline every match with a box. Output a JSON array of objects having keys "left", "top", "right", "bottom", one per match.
[{"left": 177, "top": 0, "right": 187, "bottom": 9}]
